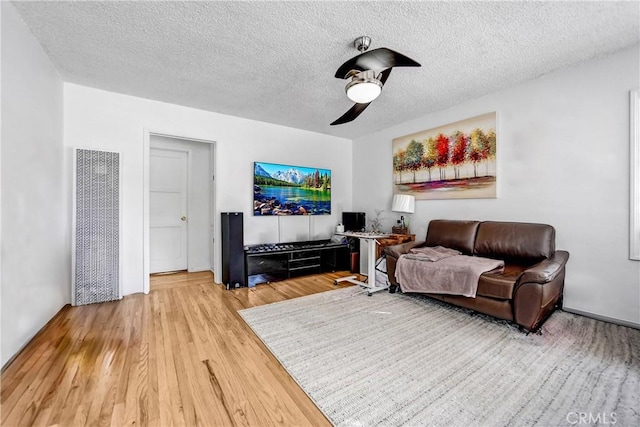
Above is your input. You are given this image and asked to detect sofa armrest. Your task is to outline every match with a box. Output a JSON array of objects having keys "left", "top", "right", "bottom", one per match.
[
  {"left": 513, "top": 250, "right": 569, "bottom": 331},
  {"left": 384, "top": 241, "right": 425, "bottom": 288},
  {"left": 519, "top": 250, "right": 570, "bottom": 284},
  {"left": 383, "top": 241, "right": 425, "bottom": 259}
]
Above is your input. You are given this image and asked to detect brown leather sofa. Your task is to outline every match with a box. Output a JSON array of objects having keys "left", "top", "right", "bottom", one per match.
[{"left": 384, "top": 220, "right": 569, "bottom": 331}]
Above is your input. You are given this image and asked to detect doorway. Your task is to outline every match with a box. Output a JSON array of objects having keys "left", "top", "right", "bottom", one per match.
[{"left": 147, "top": 134, "right": 215, "bottom": 281}]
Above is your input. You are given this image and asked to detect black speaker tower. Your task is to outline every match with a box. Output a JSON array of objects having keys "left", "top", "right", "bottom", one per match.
[{"left": 221, "top": 212, "right": 246, "bottom": 289}]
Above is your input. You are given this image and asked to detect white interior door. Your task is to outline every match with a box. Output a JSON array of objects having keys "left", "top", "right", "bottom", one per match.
[{"left": 150, "top": 149, "right": 188, "bottom": 273}]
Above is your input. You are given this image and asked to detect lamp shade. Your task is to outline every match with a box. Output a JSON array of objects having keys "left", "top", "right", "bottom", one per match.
[
  {"left": 391, "top": 194, "right": 415, "bottom": 214},
  {"left": 345, "top": 70, "right": 383, "bottom": 104},
  {"left": 346, "top": 81, "right": 382, "bottom": 103}
]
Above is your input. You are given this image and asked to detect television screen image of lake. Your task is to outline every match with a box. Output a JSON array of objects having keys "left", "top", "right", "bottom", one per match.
[{"left": 254, "top": 185, "right": 330, "bottom": 215}]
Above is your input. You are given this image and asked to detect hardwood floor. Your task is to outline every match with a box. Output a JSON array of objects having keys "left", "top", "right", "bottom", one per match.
[{"left": 1, "top": 270, "right": 357, "bottom": 426}]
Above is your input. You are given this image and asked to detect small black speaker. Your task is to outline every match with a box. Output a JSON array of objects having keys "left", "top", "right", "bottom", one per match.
[
  {"left": 342, "top": 212, "right": 366, "bottom": 232},
  {"left": 221, "top": 212, "right": 246, "bottom": 289}
]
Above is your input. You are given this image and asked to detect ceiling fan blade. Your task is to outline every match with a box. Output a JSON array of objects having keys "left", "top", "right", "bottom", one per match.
[
  {"left": 330, "top": 102, "right": 372, "bottom": 126},
  {"left": 335, "top": 47, "right": 421, "bottom": 79},
  {"left": 378, "top": 67, "right": 393, "bottom": 85}
]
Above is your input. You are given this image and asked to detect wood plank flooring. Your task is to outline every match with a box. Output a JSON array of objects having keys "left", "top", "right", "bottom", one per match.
[{"left": 1, "top": 271, "right": 357, "bottom": 426}]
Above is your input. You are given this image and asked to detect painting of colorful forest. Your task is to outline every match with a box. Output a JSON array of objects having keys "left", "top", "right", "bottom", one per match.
[{"left": 392, "top": 112, "right": 497, "bottom": 199}]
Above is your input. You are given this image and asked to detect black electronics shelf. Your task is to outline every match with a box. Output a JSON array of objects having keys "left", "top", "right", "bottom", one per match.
[{"left": 244, "top": 239, "right": 349, "bottom": 287}]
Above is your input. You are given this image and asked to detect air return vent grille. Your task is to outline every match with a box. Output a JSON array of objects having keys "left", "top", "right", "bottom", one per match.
[{"left": 73, "top": 149, "right": 121, "bottom": 305}]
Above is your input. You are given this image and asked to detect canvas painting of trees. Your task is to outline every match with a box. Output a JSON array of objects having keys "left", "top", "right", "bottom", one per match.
[{"left": 392, "top": 112, "right": 497, "bottom": 199}]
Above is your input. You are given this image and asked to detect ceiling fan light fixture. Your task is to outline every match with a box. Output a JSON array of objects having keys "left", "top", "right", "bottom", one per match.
[{"left": 345, "top": 70, "right": 382, "bottom": 104}]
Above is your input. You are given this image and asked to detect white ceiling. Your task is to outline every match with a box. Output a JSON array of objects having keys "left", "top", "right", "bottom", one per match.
[{"left": 11, "top": 1, "right": 640, "bottom": 139}]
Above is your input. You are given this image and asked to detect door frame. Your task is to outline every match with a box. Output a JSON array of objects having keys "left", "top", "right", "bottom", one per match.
[{"left": 143, "top": 128, "right": 217, "bottom": 294}]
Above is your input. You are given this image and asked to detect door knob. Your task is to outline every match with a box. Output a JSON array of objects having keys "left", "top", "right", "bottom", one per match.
[{"left": 181, "top": 216, "right": 187, "bottom": 221}]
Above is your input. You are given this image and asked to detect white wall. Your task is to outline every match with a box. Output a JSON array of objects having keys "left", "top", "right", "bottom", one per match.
[
  {"left": 150, "top": 135, "right": 212, "bottom": 272},
  {"left": 64, "top": 84, "right": 352, "bottom": 295},
  {"left": 353, "top": 46, "right": 640, "bottom": 326},
  {"left": 1, "top": 3, "right": 69, "bottom": 367}
]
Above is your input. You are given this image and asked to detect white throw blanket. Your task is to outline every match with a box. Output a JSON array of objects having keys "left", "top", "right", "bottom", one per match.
[{"left": 396, "top": 246, "right": 504, "bottom": 298}]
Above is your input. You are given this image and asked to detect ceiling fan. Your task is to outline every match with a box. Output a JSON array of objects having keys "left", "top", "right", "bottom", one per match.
[{"left": 331, "top": 36, "right": 421, "bottom": 126}]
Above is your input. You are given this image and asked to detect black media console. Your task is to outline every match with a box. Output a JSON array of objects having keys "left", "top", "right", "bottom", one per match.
[{"left": 244, "top": 239, "right": 350, "bottom": 287}]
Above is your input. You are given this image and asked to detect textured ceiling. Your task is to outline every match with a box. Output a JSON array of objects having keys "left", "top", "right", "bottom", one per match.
[{"left": 11, "top": 1, "right": 640, "bottom": 139}]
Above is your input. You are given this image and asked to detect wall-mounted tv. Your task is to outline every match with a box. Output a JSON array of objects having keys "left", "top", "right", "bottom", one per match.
[{"left": 254, "top": 162, "right": 331, "bottom": 215}]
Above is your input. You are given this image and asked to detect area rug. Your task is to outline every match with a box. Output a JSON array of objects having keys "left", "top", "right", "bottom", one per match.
[{"left": 238, "top": 287, "right": 640, "bottom": 427}]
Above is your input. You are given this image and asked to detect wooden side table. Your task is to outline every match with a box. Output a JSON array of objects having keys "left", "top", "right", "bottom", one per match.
[{"left": 376, "top": 234, "right": 415, "bottom": 259}]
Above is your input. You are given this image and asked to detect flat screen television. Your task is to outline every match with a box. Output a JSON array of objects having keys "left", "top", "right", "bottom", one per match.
[{"left": 254, "top": 161, "right": 331, "bottom": 215}]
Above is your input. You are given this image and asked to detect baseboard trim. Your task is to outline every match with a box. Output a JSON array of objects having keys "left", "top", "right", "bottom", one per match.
[
  {"left": 187, "top": 266, "right": 213, "bottom": 273},
  {"left": 563, "top": 307, "right": 640, "bottom": 330}
]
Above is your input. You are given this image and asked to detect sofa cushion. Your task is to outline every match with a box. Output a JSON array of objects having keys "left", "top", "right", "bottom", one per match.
[
  {"left": 474, "top": 221, "right": 555, "bottom": 262},
  {"left": 425, "top": 220, "right": 480, "bottom": 255},
  {"left": 476, "top": 264, "right": 527, "bottom": 300}
]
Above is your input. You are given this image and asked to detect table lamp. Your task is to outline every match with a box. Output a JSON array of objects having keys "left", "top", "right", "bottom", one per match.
[{"left": 391, "top": 194, "right": 415, "bottom": 232}]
